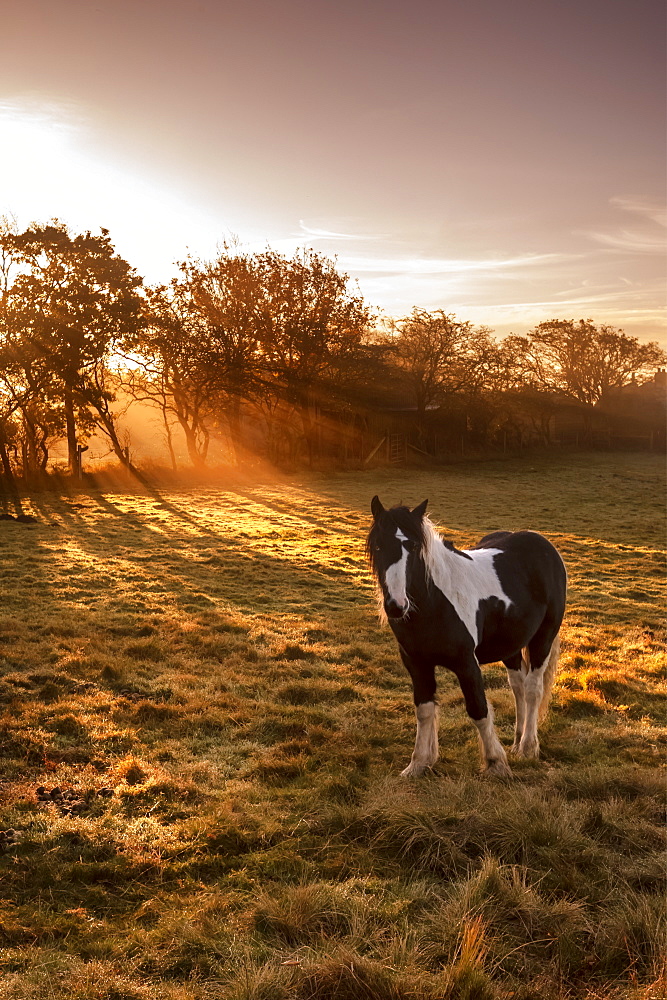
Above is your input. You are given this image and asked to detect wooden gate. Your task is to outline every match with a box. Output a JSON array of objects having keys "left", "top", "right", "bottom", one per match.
[{"left": 389, "top": 434, "right": 407, "bottom": 463}]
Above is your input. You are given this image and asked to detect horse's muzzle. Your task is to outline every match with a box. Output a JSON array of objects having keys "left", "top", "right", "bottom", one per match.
[{"left": 385, "top": 598, "right": 409, "bottom": 619}]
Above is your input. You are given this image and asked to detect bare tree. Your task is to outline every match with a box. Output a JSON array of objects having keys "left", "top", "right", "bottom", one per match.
[
  {"left": 390, "top": 309, "right": 496, "bottom": 438},
  {"left": 508, "top": 320, "right": 666, "bottom": 406},
  {"left": 125, "top": 260, "right": 257, "bottom": 467}
]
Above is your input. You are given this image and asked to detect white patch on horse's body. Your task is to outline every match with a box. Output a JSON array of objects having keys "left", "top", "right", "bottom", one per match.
[
  {"left": 401, "top": 700, "right": 439, "bottom": 777},
  {"left": 422, "top": 519, "right": 512, "bottom": 645}
]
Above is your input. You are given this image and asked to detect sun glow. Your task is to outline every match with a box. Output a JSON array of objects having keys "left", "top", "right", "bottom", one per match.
[
  {"left": 1, "top": 102, "right": 664, "bottom": 341},
  {"left": 0, "top": 102, "right": 222, "bottom": 281}
]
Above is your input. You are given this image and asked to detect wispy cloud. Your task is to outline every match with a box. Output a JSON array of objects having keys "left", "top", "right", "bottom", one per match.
[
  {"left": 241, "top": 229, "right": 567, "bottom": 282},
  {"left": 350, "top": 259, "right": 667, "bottom": 344},
  {"left": 610, "top": 196, "right": 667, "bottom": 228},
  {"left": 580, "top": 195, "right": 667, "bottom": 254},
  {"left": 337, "top": 251, "right": 564, "bottom": 276},
  {"left": 297, "top": 221, "right": 387, "bottom": 241},
  {"left": 582, "top": 229, "right": 667, "bottom": 253}
]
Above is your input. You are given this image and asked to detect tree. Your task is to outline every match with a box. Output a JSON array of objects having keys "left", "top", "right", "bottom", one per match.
[
  {"left": 390, "top": 309, "right": 496, "bottom": 439},
  {"left": 5, "top": 222, "right": 143, "bottom": 473},
  {"left": 126, "top": 254, "right": 264, "bottom": 469},
  {"left": 181, "top": 252, "right": 266, "bottom": 462},
  {"left": 131, "top": 247, "right": 373, "bottom": 467},
  {"left": 508, "top": 320, "right": 667, "bottom": 406},
  {"left": 393, "top": 310, "right": 496, "bottom": 411},
  {"left": 126, "top": 282, "right": 218, "bottom": 469},
  {"left": 248, "top": 248, "right": 374, "bottom": 463},
  {"left": 0, "top": 217, "right": 53, "bottom": 482}
]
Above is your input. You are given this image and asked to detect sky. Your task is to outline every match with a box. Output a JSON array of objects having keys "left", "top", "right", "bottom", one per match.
[{"left": 1, "top": 0, "right": 665, "bottom": 341}]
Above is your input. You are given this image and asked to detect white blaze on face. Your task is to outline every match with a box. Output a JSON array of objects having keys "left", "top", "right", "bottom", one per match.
[{"left": 384, "top": 528, "right": 409, "bottom": 609}]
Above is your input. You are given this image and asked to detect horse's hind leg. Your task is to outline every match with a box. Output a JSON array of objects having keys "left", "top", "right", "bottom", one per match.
[
  {"left": 517, "top": 630, "right": 560, "bottom": 759},
  {"left": 504, "top": 651, "right": 526, "bottom": 752},
  {"left": 400, "top": 651, "right": 439, "bottom": 778}
]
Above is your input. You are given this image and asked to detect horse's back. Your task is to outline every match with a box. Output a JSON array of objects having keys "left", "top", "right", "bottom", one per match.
[
  {"left": 476, "top": 530, "right": 513, "bottom": 548},
  {"left": 473, "top": 529, "right": 567, "bottom": 618},
  {"left": 474, "top": 529, "right": 563, "bottom": 567}
]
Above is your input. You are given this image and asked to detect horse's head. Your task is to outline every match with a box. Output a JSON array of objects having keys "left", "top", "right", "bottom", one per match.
[{"left": 367, "top": 495, "right": 428, "bottom": 619}]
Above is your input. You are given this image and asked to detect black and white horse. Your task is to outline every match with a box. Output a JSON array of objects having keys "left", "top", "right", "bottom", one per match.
[{"left": 367, "top": 496, "right": 567, "bottom": 778}]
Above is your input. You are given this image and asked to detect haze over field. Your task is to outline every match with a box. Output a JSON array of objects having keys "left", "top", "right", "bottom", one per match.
[{"left": 1, "top": 0, "right": 665, "bottom": 341}]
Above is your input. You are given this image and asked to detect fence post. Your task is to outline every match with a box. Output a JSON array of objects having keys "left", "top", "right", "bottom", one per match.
[{"left": 76, "top": 444, "right": 88, "bottom": 481}]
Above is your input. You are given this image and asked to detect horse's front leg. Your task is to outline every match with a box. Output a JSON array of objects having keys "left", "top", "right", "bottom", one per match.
[
  {"left": 399, "top": 650, "right": 439, "bottom": 777},
  {"left": 457, "top": 657, "right": 512, "bottom": 778}
]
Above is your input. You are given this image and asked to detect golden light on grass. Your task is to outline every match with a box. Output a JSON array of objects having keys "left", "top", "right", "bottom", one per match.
[{"left": 0, "top": 451, "right": 664, "bottom": 999}]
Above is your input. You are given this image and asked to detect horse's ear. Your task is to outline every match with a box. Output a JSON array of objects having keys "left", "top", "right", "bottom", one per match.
[
  {"left": 371, "top": 495, "right": 385, "bottom": 519},
  {"left": 412, "top": 499, "right": 428, "bottom": 519}
]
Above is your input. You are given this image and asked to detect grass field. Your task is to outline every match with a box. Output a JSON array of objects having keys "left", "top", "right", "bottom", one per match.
[{"left": 0, "top": 452, "right": 665, "bottom": 1000}]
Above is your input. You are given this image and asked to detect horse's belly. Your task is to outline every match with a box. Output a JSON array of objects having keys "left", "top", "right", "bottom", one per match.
[
  {"left": 476, "top": 635, "right": 522, "bottom": 665},
  {"left": 476, "top": 603, "right": 544, "bottom": 664}
]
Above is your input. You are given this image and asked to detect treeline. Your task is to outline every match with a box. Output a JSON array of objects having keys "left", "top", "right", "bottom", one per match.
[{"left": 0, "top": 220, "right": 665, "bottom": 480}]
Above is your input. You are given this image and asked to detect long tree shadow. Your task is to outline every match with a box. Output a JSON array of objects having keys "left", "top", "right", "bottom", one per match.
[
  {"left": 0, "top": 485, "right": 380, "bottom": 794},
  {"left": 124, "top": 480, "right": 227, "bottom": 539},
  {"left": 224, "top": 485, "right": 360, "bottom": 537},
  {"left": 23, "top": 486, "right": 373, "bottom": 630}
]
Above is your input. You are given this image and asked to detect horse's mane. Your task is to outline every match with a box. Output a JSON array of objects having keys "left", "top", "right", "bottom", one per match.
[
  {"left": 366, "top": 510, "right": 463, "bottom": 576},
  {"left": 421, "top": 517, "right": 473, "bottom": 589}
]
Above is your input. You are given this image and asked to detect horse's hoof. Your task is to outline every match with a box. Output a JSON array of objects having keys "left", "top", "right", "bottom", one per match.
[
  {"left": 485, "top": 759, "right": 513, "bottom": 779},
  {"left": 400, "top": 762, "right": 429, "bottom": 778}
]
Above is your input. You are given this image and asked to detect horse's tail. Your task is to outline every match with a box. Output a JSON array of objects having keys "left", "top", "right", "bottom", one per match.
[{"left": 538, "top": 633, "right": 560, "bottom": 721}]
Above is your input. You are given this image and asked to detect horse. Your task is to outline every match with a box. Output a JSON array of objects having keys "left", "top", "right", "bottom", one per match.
[{"left": 367, "top": 496, "right": 567, "bottom": 778}]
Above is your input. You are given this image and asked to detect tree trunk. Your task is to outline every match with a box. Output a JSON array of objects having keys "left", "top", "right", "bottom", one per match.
[
  {"left": 161, "top": 404, "right": 178, "bottom": 471},
  {"left": 0, "top": 433, "right": 14, "bottom": 481},
  {"left": 175, "top": 413, "right": 207, "bottom": 469},
  {"left": 416, "top": 400, "right": 427, "bottom": 447},
  {"left": 92, "top": 403, "right": 145, "bottom": 482},
  {"left": 226, "top": 396, "right": 243, "bottom": 465},
  {"left": 171, "top": 388, "right": 207, "bottom": 469},
  {"left": 21, "top": 413, "right": 39, "bottom": 481},
  {"left": 297, "top": 393, "right": 315, "bottom": 466},
  {"left": 64, "top": 389, "right": 78, "bottom": 475},
  {"left": 0, "top": 424, "right": 20, "bottom": 515}
]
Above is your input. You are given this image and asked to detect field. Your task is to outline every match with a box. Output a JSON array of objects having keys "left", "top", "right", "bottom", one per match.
[{"left": 0, "top": 452, "right": 665, "bottom": 1000}]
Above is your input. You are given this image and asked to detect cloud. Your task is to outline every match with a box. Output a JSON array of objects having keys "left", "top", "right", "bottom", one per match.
[
  {"left": 336, "top": 252, "right": 564, "bottom": 276},
  {"left": 610, "top": 196, "right": 667, "bottom": 228},
  {"left": 297, "top": 221, "right": 387, "bottom": 241},
  {"left": 582, "top": 229, "right": 667, "bottom": 253},
  {"left": 580, "top": 195, "right": 667, "bottom": 254}
]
